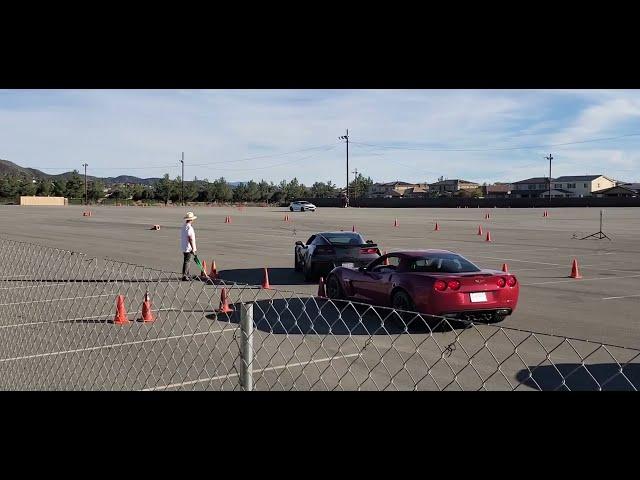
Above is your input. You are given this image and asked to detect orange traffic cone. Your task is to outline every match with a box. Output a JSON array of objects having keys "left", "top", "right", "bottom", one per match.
[
  {"left": 434, "top": 222, "right": 440, "bottom": 231},
  {"left": 284, "top": 214, "right": 289, "bottom": 222},
  {"left": 569, "top": 258, "right": 582, "bottom": 279},
  {"left": 200, "top": 260, "right": 208, "bottom": 279},
  {"left": 477, "top": 225, "right": 483, "bottom": 235},
  {"left": 393, "top": 218, "right": 399, "bottom": 227},
  {"left": 217, "top": 288, "right": 234, "bottom": 313},
  {"left": 502, "top": 263, "right": 509, "bottom": 273},
  {"left": 141, "top": 292, "right": 156, "bottom": 323},
  {"left": 113, "top": 295, "right": 130, "bottom": 325},
  {"left": 210, "top": 260, "right": 218, "bottom": 279},
  {"left": 317, "top": 277, "right": 326, "bottom": 298},
  {"left": 352, "top": 225, "right": 356, "bottom": 232},
  {"left": 485, "top": 231, "right": 492, "bottom": 242},
  {"left": 261, "top": 268, "right": 272, "bottom": 289},
  {"left": 383, "top": 250, "right": 389, "bottom": 266}
]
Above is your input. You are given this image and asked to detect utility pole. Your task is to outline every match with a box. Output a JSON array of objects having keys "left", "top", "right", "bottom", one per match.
[
  {"left": 82, "top": 163, "right": 88, "bottom": 205},
  {"left": 339, "top": 130, "right": 349, "bottom": 206},
  {"left": 545, "top": 154, "right": 553, "bottom": 203},
  {"left": 180, "top": 152, "right": 184, "bottom": 207}
]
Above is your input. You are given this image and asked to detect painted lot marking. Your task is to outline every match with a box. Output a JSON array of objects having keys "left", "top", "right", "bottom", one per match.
[
  {"left": 0, "top": 328, "right": 234, "bottom": 363},
  {"left": 523, "top": 273, "right": 640, "bottom": 286},
  {"left": 142, "top": 352, "right": 361, "bottom": 391},
  {"left": 602, "top": 294, "right": 640, "bottom": 301}
]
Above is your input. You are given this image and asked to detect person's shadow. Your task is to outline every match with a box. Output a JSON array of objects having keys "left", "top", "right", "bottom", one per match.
[{"left": 515, "top": 363, "right": 640, "bottom": 391}]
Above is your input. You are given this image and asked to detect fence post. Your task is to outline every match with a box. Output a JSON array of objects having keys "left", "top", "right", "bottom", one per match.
[{"left": 240, "top": 302, "right": 254, "bottom": 391}]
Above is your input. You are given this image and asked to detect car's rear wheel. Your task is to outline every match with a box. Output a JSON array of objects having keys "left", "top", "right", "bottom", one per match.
[
  {"left": 290, "top": 206, "right": 294, "bottom": 211},
  {"left": 391, "top": 289, "right": 418, "bottom": 330},
  {"left": 294, "top": 250, "right": 302, "bottom": 272},
  {"left": 492, "top": 313, "right": 507, "bottom": 323},
  {"left": 326, "top": 275, "right": 344, "bottom": 300}
]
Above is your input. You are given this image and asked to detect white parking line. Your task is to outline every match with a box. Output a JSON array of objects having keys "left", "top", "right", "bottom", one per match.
[
  {"left": 523, "top": 274, "right": 640, "bottom": 286},
  {"left": 602, "top": 294, "right": 640, "bottom": 301},
  {"left": 143, "top": 352, "right": 361, "bottom": 391},
  {"left": 0, "top": 328, "right": 232, "bottom": 363}
]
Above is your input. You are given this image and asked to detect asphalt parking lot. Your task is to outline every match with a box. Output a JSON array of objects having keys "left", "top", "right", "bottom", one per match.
[{"left": 1, "top": 204, "right": 639, "bottom": 390}]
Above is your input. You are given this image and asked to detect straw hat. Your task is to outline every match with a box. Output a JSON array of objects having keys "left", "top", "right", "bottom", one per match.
[{"left": 184, "top": 212, "right": 197, "bottom": 221}]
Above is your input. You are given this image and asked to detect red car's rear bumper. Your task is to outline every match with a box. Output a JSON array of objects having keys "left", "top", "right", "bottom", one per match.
[{"left": 414, "top": 285, "right": 519, "bottom": 317}]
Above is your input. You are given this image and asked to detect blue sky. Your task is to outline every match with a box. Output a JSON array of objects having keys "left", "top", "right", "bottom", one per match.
[{"left": 1, "top": 89, "right": 639, "bottom": 184}]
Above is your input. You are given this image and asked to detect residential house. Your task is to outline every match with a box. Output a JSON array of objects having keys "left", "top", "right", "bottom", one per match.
[
  {"left": 428, "top": 179, "right": 479, "bottom": 196},
  {"left": 368, "top": 181, "right": 420, "bottom": 198},
  {"left": 592, "top": 185, "right": 638, "bottom": 197},
  {"left": 511, "top": 177, "right": 554, "bottom": 198},
  {"left": 403, "top": 184, "right": 430, "bottom": 198},
  {"left": 552, "top": 175, "right": 616, "bottom": 197},
  {"left": 482, "top": 183, "right": 513, "bottom": 198}
]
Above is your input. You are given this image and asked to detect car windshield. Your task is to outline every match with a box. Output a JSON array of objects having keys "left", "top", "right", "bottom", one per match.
[
  {"left": 296, "top": 201, "right": 309, "bottom": 204},
  {"left": 320, "top": 233, "right": 365, "bottom": 245},
  {"left": 408, "top": 253, "right": 481, "bottom": 273}
]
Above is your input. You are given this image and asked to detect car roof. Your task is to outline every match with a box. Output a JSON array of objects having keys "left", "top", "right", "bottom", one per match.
[
  {"left": 315, "top": 231, "right": 362, "bottom": 236},
  {"left": 387, "top": 249, "right": 456, "bottom": 257}
]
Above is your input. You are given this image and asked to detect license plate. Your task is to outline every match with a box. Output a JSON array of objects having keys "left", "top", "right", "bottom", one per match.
[
  {"left": 342, "top": 262, "right": 355, "bottom": 269},
  {"left": 470, "top": 292, "right": 488, "bottom": 303}
]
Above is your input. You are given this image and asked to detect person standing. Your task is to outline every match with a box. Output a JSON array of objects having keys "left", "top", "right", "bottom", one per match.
[{"left": 181, "top": 212, "right": 198, "bottom": 280}]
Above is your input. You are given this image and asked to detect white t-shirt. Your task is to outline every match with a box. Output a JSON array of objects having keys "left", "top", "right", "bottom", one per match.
[{"left": 181, "top": 223, "right": 196, "bottom": 253}]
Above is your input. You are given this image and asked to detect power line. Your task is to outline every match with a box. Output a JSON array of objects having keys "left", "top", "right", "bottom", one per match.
[{"left": 350, "top": 132, "right": 640, "bottom": 153}]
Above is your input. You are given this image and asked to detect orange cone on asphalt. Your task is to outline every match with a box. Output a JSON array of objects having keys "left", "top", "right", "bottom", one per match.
[
  {"left": 200, "top": 260, "right": 208, "bottom": 279},
  {"left": 502, "top": 263, "right": 509, "bottom": 273},
  {"left": 141, "top": 292, "right": 156, "bottom": 323},
  {"left": 477, "top": 225, "right": 483, "bottom": 235},
  {"left": 383, "top": 250, "right": 389, "bottom": 265},
  {"left": 113, "top": 295, "right": 130, "bottom": 325},
  {"left": 434, "top": 222, "right": 440, "bottom": 231},
  {"left": 485, "top": 231, "right": 492, "bottom": 242},
  {"left": 317, "top": 277, "right": 326, "bottom": 298},
  {"left": 284, "top": 214, "right": 289, "bottom": 222},
  {"left": 393, "top": 218, "right": 399, "bottom": 227},
  {"left": 261, "top": 268, "right": 272, "bottom": 289},
  {"left": 569, "top": 258, "right": 582, "bottom": 279},
  {"left": 209, "top": 260, "right": 218, "bottom": 279},
  {"left": 352, "top": 225, "right": 356, "bottom": 232},
  {"left": 217, "top": 288, "right": 234, "bottom": 313}
]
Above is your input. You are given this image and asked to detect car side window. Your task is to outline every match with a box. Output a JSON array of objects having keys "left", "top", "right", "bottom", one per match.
[
  {"left": 306, "top": 235, "right": 316, "bottom": 245},
  {"left": 370, "top": 255, "right": 401, "bottom": 272}
]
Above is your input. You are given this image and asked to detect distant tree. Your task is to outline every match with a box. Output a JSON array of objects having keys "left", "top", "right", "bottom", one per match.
[
  {"left": 52, "top": 180, "right": 66, "bottom": 197},
  {"left": 19, "top": 178, "right": 37, "bottom": 196},
  {"left": 87, "top": 180, "right": 105, "bottom": 203},
  {"left": 36, "top": 179, "right": 52, "bottom": 196},
  {"left": 154, "top": 174, "right": 174, "bottom": 205},
  {"left": 349, "top": 173, "right": 374, "bottom": 199},
  {"left": 65, "top": 170, "right": 84, "bottom": 199}
]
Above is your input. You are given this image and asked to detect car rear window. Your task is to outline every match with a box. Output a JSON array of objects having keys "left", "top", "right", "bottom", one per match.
[
  {"left": 320, "top": 233, "right": 365, "bottom": 245},
  {"left": 408, "top": 254, "right": 481, "bottom": 273}
]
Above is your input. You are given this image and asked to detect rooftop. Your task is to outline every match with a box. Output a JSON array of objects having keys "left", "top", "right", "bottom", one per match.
[
  {"left": 554, "top": 175, "right": 607, "bottom": 182},
  {"left": 513, "top": 177, "right": 553, "bottom": 184}
]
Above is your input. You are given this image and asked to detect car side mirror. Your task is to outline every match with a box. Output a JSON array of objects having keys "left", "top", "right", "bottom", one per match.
[{"left": 295, "top": 241, "right": 303, "bottom": 246}]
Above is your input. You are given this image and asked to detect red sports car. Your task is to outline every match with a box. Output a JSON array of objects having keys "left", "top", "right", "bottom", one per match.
[{"left": 325, "top": 250, "right": 519, "bottom": 322}]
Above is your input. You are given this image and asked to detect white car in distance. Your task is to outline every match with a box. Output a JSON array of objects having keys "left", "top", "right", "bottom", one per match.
[{"left": 289, "top": 201, "right": 317, "bottom": 212}]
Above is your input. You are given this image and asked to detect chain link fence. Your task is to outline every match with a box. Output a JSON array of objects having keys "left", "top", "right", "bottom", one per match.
[{"left": 0, "top": 236, "right": 638, "bottom": 391}]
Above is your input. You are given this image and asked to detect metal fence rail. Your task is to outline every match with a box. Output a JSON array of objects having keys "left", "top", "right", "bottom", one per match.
[{"left": 0, "top": 236, "right": 638, "bottom": 391}]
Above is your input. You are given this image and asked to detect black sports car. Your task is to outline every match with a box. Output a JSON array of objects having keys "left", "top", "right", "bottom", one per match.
[{"left": 294, "top": 231, "right": 381, "bottom": 281}]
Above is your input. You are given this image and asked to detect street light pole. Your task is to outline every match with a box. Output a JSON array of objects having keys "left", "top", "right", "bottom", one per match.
[
  {"left": 339, "top": 130, "right": 349, "bottom": 206},
  {"left": 545, "top": 154, "right": 553, "bottom": 204},
  {"left": 82, "top": 163, "right": 88, "bottom": 205},
  {"left": 180, "top": 152, "right": 184, "bottom": 207}
]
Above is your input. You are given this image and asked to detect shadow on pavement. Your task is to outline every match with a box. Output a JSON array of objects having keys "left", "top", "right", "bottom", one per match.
[
  {"left": 218, "top": 268, "right": 308, "bottom": 286},
  {"left": 212, "top": 297, "right": 462, "bottom": 335},
  {"left": 516, "top": 363, "right": 640, "bottom": 391}
]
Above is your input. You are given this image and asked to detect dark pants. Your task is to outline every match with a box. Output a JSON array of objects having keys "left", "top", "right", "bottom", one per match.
[{"left": 182, "top": 252, "right": 193, "bottom": 278}]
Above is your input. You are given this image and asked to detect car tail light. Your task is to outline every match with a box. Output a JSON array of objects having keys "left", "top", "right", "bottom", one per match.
[
  {"left": 434, "top": 280, "right": 447, "bottom": 291},
  {"left": 496, "top": 277, "right": 506, "bottom": 288},
  {"left": 447, "top": 280, "right": 461, "bottom": 291},
  {"left": 315, "top": 246, "right": 335, "bottom": 255},
  {"left": 506, "top": 276, "right": 517, "bottom": 287},
  {"left": 360, "top": 248, "right": 378, "bottom": 254}
]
